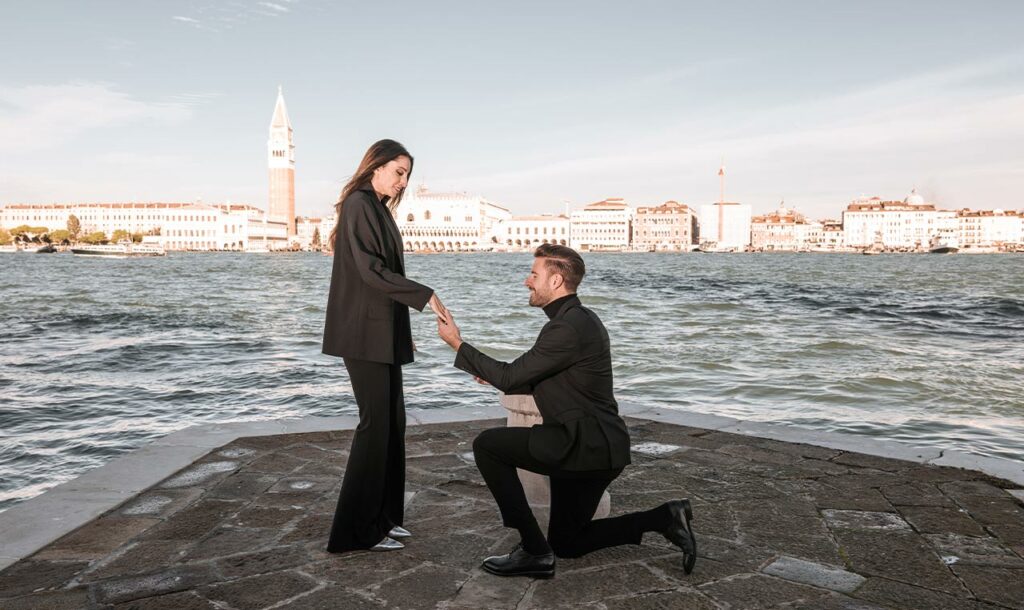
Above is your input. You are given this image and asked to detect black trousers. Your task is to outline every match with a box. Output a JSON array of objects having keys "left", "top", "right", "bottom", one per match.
[
  {"left": 327, "top": 358, "right": 406, "bottom": 552},
  {"left": 473, "top": 427, "right": 663, "bottom": 558}
]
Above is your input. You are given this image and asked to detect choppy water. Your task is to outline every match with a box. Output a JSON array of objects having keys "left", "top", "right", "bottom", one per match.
[{"left": 1, "top": 252, "right": 1022, "bottom": 512}]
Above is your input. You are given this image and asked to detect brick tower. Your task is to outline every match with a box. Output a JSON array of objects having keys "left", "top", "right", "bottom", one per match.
[{"left": 268, "top": 86, "right": 295, "bottom": 236}]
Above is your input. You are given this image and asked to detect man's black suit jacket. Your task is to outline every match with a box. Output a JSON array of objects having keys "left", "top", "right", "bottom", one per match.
[
  {"left": 322, "top": 186, "right": 433, "bottom": 364},
  {"left": 455, "top": 295, "right": 631, "bottom": 471}
]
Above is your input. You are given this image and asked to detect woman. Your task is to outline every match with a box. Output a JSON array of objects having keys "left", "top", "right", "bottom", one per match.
[{"left": 322, "top": 139, "right": 447, "bottom": 552}]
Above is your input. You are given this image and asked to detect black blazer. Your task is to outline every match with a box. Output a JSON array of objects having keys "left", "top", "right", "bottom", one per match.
[
  {"left": 322, "top": 186, "right": 433, "bottom": 364},
  {"left": 454, "top": 295, "right": 631, "bottom": 471}
]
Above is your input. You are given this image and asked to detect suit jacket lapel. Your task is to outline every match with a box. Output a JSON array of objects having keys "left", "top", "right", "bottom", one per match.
[
  {"left": 380, "top": 208, "right": 406, "bottom": 272},
  {"left": 365, "top": 194, "right": 405, "bottom": 274}
]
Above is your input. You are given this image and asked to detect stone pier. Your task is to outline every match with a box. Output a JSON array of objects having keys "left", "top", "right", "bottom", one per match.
[{"left": 0, "top": 406, "right": 1022, "bottom": 609}]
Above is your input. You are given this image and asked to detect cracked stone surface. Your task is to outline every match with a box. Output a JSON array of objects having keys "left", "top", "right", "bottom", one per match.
[{"left": 2, "top": 418, "right": 1023, "bottom": 609}]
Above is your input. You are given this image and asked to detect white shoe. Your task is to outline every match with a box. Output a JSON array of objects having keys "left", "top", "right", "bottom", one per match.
[
  {"left": 370, "top": 536, "right": 404, "bottom": 552},
  {"left": 388, "top": 526, "right": 412, "bottom": 539}
]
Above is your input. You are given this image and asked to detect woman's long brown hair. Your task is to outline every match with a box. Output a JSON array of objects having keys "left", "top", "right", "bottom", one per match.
[{"left": 328, "top": 139, "right": 414, "bottom": 249}]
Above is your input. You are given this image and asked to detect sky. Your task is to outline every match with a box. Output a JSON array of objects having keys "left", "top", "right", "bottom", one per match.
[{"left": 2, "top": 1, "right": 1023, "bottom": 219}]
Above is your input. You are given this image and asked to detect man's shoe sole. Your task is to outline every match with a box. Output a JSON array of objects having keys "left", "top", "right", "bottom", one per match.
[{"left": 481, "top": 563, "right": 555, "bottom": 579}]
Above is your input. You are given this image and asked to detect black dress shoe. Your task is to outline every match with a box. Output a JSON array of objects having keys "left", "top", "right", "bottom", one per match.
[
  {"left": 662, "top": 499, "right": 697, "bottom": 574},
  {"left": 482, "top": 544, "right": 555, "bottom": 578}
]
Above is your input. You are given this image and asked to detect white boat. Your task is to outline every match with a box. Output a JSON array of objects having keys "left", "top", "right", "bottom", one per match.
[
  {"left": 71, "top": 239, "right": 166, "bottom": 258},
  {"left": 928, "top": 230, "right": 959, "bottom": 254}
]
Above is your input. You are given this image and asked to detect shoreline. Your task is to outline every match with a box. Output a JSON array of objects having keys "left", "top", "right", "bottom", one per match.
[{"left": 2, "top": 402, "right": 1021, "bottom": 572}]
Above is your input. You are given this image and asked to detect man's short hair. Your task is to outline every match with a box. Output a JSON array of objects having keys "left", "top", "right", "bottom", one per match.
[{"left": 534, "top": 244, "right": 586, "bottom": 291}]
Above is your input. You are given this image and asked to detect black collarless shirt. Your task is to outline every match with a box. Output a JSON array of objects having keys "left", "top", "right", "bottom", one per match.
[{"left": 543, "top": 294, "right": 577, "bottom": 320}]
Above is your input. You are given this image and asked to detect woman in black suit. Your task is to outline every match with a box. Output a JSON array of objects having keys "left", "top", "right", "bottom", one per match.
[{"left": 322, "top": 139, "right": 447, "bottom": 552}]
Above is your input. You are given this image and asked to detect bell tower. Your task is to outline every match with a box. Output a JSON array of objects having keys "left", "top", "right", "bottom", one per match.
[{"left": 268, "top": 86, "right": 295, "bottom": 236}]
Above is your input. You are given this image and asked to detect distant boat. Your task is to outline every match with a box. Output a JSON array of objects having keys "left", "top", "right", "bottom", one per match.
[
  {"left": 35, "top": 243, "right": 57, "bottom": 253},
  {"left": 862, "top": 230, "right": 885, "bottom": 255},
  {"left": 71, "top": 240, "right": 165, "bottom": 258},
  {"left": 928, "top": 232, "right": 959, "bottom": 254}
]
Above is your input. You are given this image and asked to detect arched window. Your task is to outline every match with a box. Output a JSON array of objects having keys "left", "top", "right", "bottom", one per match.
[
  {"left": 407, "top": 214, "right": 414, "bottom": 222},
  {"left": 425, "top": 210, "right": 431, "bottom": 220}
]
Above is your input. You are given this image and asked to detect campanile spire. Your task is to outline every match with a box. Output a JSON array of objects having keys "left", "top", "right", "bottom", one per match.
[{"left": 268, "top": 86, "right": 296, "bottom": 236}]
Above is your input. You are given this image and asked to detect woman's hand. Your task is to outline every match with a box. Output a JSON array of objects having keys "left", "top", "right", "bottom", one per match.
[{"left": 427, "top": 293, "right": 449, "bottom": 324}]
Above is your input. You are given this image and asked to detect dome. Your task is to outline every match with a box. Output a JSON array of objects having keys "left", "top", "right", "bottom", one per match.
[{"left": 904, "top": 188, "right": 925, "bottom": 205}]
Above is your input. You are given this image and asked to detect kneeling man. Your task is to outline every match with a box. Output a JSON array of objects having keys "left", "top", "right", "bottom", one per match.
[{"left": 436, "top": 244, "right": 696, "bottom": 578}]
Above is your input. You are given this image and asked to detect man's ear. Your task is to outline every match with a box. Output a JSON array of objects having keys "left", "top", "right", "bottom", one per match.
[{"left": 551, "top": 273, "right": 564, "bottom": 290}]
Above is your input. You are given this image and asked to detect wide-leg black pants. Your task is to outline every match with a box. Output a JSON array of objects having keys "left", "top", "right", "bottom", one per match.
[
  {"left": 473, "top": 427, "right": 662, "bottom": 558},
  {"left": 327, "top": 358, "right": 406, "bottom": 552}
]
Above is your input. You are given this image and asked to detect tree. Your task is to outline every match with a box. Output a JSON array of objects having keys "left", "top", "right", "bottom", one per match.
[
  {"left": 67, "top": 215, "right": 81, "bottom": 240},
  {"left": 48, "top": 229, "right": 71, "bottom": 244},
  {"left": 311, "top": 227, "right": 321, "bottom": 249},
  {"left": 10, "top": 225, "right": 33, "bottom": 238},
  {"left": 131, "top": 232, "right": 144, "bottom": 243},
  {"left": 111, "top": 229, "right": 130, "bottom": 243},
  {"left": 0, "top": 229, "right": 11, "bottom": 246},
  {"left": 81, "top": 231, "right": 108, "bottom": 244}
]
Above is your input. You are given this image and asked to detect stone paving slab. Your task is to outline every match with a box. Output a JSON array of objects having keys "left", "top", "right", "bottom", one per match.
[{"left": 1, "top": 416, "right": 1023, "bottom": 609}]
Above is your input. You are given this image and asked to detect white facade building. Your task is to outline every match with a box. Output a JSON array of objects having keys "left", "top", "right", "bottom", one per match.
[
  {"left": 499, "top": 215, "right": 570, "bottom": 251},
  {"left": 393, "top": 186, "right": 511, "bottom": 252},
  {"left": 0, "top": 202, "right": 287, "bottom": 251},
  {"left": 957, "top": 209, "right": 1023, "bottom": 250},
  {"left": 815, "top": 220, "right": 846, "bottom": 251},
  {"left": 841, "top": 189, "right": 940, "bottom": 250},
  {"left": 570, "top": 198, "right": 632, "bottom": 251},
  {"left": 698, "top": 202, "right": 752, "bottom": 250}
]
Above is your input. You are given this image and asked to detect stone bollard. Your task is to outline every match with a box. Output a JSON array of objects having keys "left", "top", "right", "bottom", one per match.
[{"left": 499, "top": 392, "right": 610, "bottom": 519}]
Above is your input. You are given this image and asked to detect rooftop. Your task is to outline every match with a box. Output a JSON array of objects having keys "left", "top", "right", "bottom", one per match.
[{"left": 1, "top": 408, "right": 1021, "bottom": 608}]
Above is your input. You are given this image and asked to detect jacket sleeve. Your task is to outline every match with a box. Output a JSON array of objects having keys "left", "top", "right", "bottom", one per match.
[
  {"left": 344, "top": 196, "right": 433, "bottom": 311},
  {"left": 453, "top": 321, "right": 579, "bottom": 392}
]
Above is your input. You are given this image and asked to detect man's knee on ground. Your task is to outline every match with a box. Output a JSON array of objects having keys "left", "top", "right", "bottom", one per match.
[{"left": 472, "top": 427, "right": 502, "bottom": 460}]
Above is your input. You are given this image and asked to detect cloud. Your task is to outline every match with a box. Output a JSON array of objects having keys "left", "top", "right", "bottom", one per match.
[
  {"left": 0, "top": 82, "right": 202, "bottom": 153},
  {"left": 258, "top": 2, "right": 290, "bottom": 12},
  {"left": 443, "top": 56, "right": 1024, "bottom": 213},
  {"left": 171, "top": 1, "right": 299, "bottom": 31}
]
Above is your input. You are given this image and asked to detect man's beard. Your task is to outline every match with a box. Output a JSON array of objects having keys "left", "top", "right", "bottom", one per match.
[{"left": 528, "top": 289, "right": 548, "bottom": 307}]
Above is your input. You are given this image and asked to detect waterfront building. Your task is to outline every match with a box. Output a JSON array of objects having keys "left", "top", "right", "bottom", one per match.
[
  {"left": 268, "top": 87, "right": 296, "bottom": 236},
  {"left": 0, "top": 202, "right": 286, "bottom": 250},
  {"left": 569, "top": 198, "right": 633, "bottom": 251},
  {"left": 841, "top": 189, "right": 942, "bottom": 250},
  {"left": 957, "top": 208, "right": 1023, "bottom": 250},
  {"left": 698, "top": 202, "right": 752, "bottom": 250},
  {"left": 393, "top": 185, "right": 511, "bottom": 251},
  {"left": 499, "top": 214, "right": 570, "bottom": 251},
  {"left": 633, "top": 201, "right": 697, "bottom": 251},
  {"left": 294, "top": 216, "right": 324, "bottom": 249},
  {"left": 750, "top": 202, "right": 816, "bottom": 251},
  {"left": 817, "top": 219, "right": 846, "bottom": 251}
]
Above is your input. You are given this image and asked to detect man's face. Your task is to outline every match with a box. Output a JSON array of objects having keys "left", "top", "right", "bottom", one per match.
[{"left": 525, "top": 257, "right": 557, "bottom": 307}]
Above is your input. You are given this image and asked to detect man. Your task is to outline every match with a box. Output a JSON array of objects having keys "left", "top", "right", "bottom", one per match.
[{"left": 436, "top": 244, "right": 696, "bottom": 578}]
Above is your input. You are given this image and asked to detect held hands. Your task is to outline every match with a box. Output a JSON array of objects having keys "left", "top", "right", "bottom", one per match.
[
  {"left": 427, "top": 293, "right": 449, "bottom": 325},
  {"left": 436, "top": 308, "right": 463, "bottom": 351}
]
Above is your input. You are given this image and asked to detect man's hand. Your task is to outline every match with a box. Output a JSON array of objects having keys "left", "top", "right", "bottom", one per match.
[
  {"left": 427, "top": 293, "right": 449, "bottom": 325},
  {"left": 436, "top": 308, "right": 463, "bottom": 351},
  {"left": 473, "top": 376, "right": 491, "bottom": 386}
]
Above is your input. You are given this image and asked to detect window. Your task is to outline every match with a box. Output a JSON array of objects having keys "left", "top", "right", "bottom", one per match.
[
  {"left": 425, "top": 210, "right": 431, "bottom": 220},
  {"left": 407, "top": 214, "right": 415, "bottom": 222}
]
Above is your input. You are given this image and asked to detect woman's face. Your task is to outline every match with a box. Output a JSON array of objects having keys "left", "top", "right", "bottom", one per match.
[{"left": 371, "top": 156, "right": 412, "bottom": 200}]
